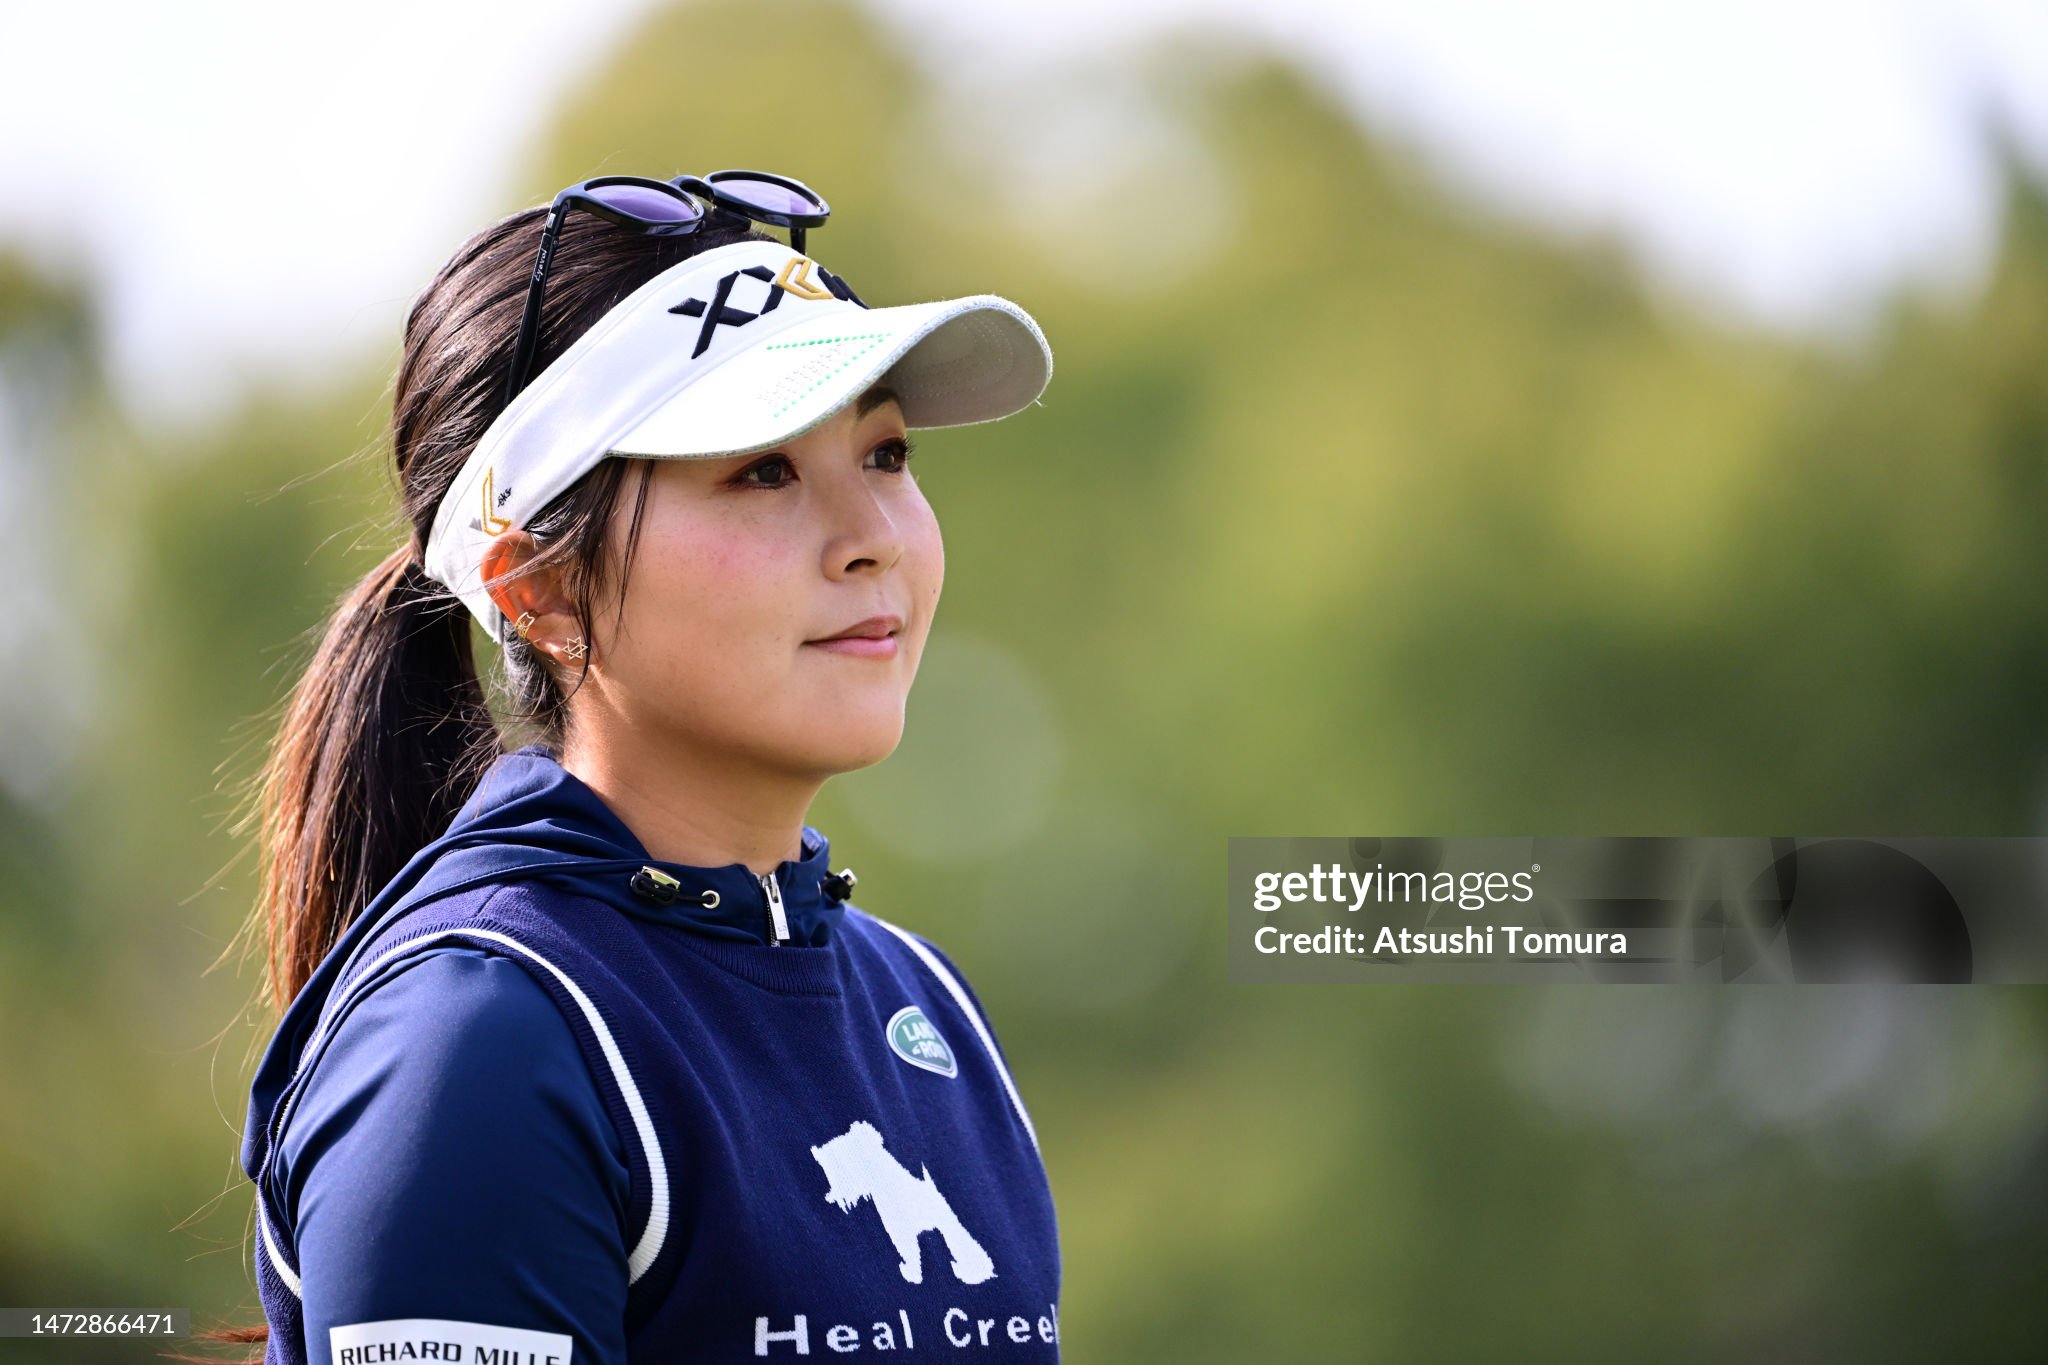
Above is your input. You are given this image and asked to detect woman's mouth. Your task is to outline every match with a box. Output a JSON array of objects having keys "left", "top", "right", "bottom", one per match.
[{"left": 804, "top": 614, "right": 903, "bottom": 659}]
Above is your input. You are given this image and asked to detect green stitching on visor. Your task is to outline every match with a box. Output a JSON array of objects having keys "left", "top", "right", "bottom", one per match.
[{"left": 763, "top": 332, "right": 891, "bottom": 418}]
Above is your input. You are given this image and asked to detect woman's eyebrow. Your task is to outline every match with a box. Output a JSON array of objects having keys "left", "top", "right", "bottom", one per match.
[{"left": 854, "top": 383, "right": 903, "bottom": 419}]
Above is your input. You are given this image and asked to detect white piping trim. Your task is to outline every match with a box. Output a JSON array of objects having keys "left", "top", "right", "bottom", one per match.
[
  {"left": 868, "top": 917, "right": 1039, "bottom": 1154},
  {"left": 262, "top": 930, "right": 668, "bottom": 1297},
  {"left": 259, "top": 1203, "right": 300, "bottom": 1296}
]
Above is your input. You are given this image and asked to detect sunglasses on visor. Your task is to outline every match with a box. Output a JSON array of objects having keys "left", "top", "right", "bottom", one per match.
[{"left": 504, "top": 169, "right": 831, "bottom": 405}]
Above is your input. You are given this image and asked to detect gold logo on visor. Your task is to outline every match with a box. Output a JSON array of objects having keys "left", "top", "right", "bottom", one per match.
[
  {"left": 774, "top": 257, "right": 836, "bottom": 301},
  {"left": 480, "top": 467, "right": 511, "bottom": 534}
]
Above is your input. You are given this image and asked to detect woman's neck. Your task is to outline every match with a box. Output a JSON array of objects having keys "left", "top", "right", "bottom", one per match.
[{"left": 560, "top": 730, "right": 824, "bottom": 877}]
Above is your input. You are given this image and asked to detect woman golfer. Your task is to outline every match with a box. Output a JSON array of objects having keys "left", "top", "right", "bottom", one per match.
[{"left": 223, "top": 169, "right": 1061, "bottom": 1364}]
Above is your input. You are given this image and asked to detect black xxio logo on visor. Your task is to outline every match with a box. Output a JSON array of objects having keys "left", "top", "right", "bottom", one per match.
[{"left": 669, "top": 259, "right": 867, "bottom": 358}]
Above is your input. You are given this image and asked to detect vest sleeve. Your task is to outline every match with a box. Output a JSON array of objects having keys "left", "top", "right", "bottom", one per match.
[{"left": 274, "top": 946, "right": 631, "bottom": 1365}]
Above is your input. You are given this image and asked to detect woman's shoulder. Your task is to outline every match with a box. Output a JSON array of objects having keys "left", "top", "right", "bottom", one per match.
[
  {"left": 274, "top": 945, "right": 628, "bottom": 1217},
  {"left": 839, "top": 906, "right": 1001, "bottom": 1027},
  {"left": 293, "top": 942, "right": 596, "bottom": 1097},
  {"left": 310, "top": 940, "right": 567, "bottom": 1074},
  {"left": 841, "top": 904, "right": 970, "bottom": 975},
  {"left": 326, "top": 941, "right": 565, "bottom": 1043}
]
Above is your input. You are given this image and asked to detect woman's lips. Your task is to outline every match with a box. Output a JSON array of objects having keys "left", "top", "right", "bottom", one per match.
[
  {"left": 804, "top": 633, "right": 899, "bottom": 658},
  {"left": 806, "top": 613, "right": 904, "bottom": 658}
]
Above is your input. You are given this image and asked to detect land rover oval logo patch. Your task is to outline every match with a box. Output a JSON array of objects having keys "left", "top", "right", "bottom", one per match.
[{"left": 886, "top": 1005, "right": 958, "bottom": 1078}]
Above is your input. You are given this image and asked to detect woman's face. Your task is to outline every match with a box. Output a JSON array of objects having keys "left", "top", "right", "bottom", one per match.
[{"left": 570, "top": 386, "right": 942, "bottom": 779}]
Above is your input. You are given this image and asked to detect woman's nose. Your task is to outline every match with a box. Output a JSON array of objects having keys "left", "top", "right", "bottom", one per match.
[{"left": 821, "top": 477, "right": 904, "bottom": 578}]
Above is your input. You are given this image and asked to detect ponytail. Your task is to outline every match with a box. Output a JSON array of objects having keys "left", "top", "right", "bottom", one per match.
[{"left": 250, "top": 546, "right": 495, "bottom": 1013}]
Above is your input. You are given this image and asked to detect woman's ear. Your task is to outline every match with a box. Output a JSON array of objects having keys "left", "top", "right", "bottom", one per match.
[{"left": 480, "top": 530, "right": 578, "bottom": 649}]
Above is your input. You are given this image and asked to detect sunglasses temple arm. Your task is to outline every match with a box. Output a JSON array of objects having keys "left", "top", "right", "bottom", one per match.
[
  {"left": 506, "top": 203, "right": 567, "bottom": 407},
  {"left": 791, "top": 225, "right": 806, "bottom": 256}
]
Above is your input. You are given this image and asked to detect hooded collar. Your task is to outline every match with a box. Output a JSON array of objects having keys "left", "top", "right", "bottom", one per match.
[{"left": 431, "top": 742, "right": 851, "bottom": 949}]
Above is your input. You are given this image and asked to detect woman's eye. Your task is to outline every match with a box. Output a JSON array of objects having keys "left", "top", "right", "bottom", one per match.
[
  {"left": 734, "top": 439, "right": 914, "bottom": 489},
  {"left": 868, "top": 436, "right": 917, "bottom": 473},
  {"left": 737, "top": 455, "right": 797, "bottom": 488}
]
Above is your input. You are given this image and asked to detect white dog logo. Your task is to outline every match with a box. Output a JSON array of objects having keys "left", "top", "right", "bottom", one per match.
[{"left": 809, "top": 1119, "right": 996, "bottom": 1285}]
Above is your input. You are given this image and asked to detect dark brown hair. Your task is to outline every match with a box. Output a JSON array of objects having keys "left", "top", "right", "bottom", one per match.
[{"left": 179, "top": 202, "right": 778, "bottom": 1362}]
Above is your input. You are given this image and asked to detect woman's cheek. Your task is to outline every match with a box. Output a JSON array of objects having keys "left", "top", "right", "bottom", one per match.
[
  {"left": 678, "top": 525, "right": 809, "bottom": 642},
  {"left": 656, "top": 513, "right": 780, "bottom": 588},
  {"left": 914, "top": 507, "right": 944, "bottom": 615}
]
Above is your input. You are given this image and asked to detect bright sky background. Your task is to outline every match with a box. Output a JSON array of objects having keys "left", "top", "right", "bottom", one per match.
[{"left": 4, "top": 0, "right": 2046, "bottom": 434}]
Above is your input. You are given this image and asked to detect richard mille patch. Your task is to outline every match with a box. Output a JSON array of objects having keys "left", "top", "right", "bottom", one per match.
[
  {"left": 330, "top": 1316, "right": 572, "bottom": 1364},
  {"left": 886, "top": 1004, "right": 958, "bottom": 1078}
]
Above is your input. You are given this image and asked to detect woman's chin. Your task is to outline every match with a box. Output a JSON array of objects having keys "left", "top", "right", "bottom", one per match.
[{"left": 783, "top": 708, "right": 906, "bottom": 774}]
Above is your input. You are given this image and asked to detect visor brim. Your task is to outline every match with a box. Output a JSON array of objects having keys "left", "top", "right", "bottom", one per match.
[{"left": 605, "top": 294, "right": 1052, "bottom": 460}]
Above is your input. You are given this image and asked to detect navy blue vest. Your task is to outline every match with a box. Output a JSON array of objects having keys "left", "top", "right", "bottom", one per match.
[{"left": 241, "top": 745, "right": 1061, "bottom": 1362}]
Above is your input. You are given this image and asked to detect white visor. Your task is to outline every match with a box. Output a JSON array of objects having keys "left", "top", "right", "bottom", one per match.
[{"left": 421, "top": 237, "right": 1053, "bottom": 640}]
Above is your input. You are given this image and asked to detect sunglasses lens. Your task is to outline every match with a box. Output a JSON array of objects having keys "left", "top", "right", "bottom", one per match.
[
  {"left": 589, "top": 182, "right": 701, "bottom": 223},
  {"left": 711, "top": 175, "right": 822, "bottom": 217}
]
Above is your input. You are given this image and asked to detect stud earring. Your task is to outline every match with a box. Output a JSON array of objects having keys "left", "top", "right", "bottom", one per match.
[
  {"left": 513, "top": 610, "right": 536, "bottom": 638},
  {"left": 563, "top": 637, "right": 588, "bottom": 661}
]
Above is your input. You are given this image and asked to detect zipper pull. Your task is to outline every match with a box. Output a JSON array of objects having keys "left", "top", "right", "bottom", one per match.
[{"left": 759, "top": 871, "right": 791, "bottom": 946}]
